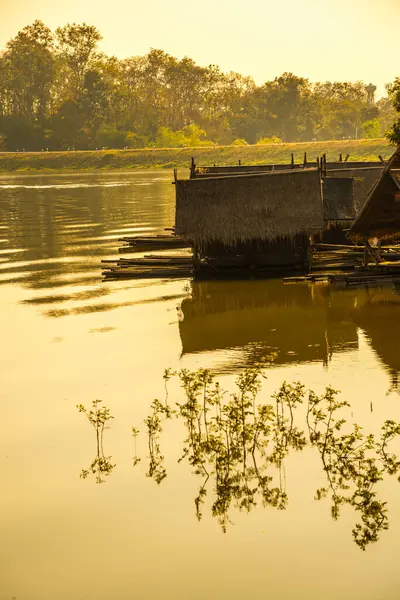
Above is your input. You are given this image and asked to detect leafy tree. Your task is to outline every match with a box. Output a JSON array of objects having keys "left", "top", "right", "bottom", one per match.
[
  {"left": 0, "top": 20, "right": 395, "bottom": 150},
  {"left": 155, "top": 123, "right": 212, "bottom": 148},
  {"left": 259, "top": 73, "right": 313, "bottom": 141},
  {"left": 55, "top": 23, "right": 102, "bottom": 100},
  {"left": 386, "top": 78, "right": 400, "bottom": 144},
  {"left": 231, "top": 138, "right": 248, "bottom": 145},
  {"left": 0, "top": 20, "right": 55, "bottom": 149},
  {"left": 376, "top": 96, "right": 396, "bottom": 138},
  {"left": 256, "top": 136, "right": 282, "bottom": 144},
  {"left": 360, "top": 118, "right": 381, "bottom": 139}
]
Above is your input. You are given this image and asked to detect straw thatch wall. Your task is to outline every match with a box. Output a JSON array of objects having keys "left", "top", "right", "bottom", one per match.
[
  {"left": 199, "top": 234, "right": 309, "bottom": 266},
  {"left": 323, "top": 177, "right": 356, "bottom": 221},
  {"left": 175, "top": 170, "right": 323, "bottom": 246},
  {"left": 349, "top": 147, "right": 400, "bottom": 240},
  {"left": 326, "top": 166, "right": 384, "bottom": 214}
]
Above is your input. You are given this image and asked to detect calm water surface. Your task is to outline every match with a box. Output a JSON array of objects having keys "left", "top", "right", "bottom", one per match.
[{"left": 1, "top": 171, "right": 400, "bottom": 600}]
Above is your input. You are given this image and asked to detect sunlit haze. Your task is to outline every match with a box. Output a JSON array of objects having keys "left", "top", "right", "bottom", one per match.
[{"left": 1, "top": 0, "right": 398, "bottom": 96}]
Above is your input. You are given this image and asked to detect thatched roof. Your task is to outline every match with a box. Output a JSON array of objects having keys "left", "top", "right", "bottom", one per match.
[
  {"left": 349, "top": 146, "right": 400, "bottom": 240},
  {"left": 193, "top": 164, "right": 318, "bottom": 178},
  {"left": 193, "top": 161, "right": 385, "bottom": 179},
  {"left": 175, "top": 169, "right": 324, "bottom": 245}
]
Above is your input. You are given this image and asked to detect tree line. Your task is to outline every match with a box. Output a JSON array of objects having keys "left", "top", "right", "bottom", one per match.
[{"left": 0, "top": 20, "right": 399, "bottom": 151}]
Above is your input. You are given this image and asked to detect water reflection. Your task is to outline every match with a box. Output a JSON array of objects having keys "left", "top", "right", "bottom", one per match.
[
  {"left": 0, "top": 171, "right": 175, "bottom": 309},
  {"left": 179, "top": 281, "right": 400, "bottom": 383},
  {"left": 179, "top": 281, "right": 358, "bottom": 369},
  {"left": 143, "top": 369, "right": 400, "bottom": 550},
  {"left": 76, "top": 368, "right": 400, "bottom": 549},
  {"left": 351, "top": 294, "right": 400, "bottom": 392},
  {"left": 42, "top": 292, "right": 186, "bottom": 318}
]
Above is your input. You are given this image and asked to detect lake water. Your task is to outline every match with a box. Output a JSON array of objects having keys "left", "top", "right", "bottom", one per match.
[{"left": 1, "top": 170, "right": 400, "bottom": 600}]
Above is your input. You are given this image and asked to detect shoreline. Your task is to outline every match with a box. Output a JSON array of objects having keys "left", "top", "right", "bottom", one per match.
[{"left": 0, "top": 139, "right": 392, "bottom": 172}]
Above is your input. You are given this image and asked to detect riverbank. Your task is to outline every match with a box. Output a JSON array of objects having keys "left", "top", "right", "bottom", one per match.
[{"left": 0, "top": 138, "right": 392, "bottom": 172}]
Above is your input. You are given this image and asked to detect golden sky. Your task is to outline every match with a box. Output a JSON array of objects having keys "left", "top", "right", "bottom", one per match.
[{"left": 1, "top": 0, "right": 398, "bottom": 95}]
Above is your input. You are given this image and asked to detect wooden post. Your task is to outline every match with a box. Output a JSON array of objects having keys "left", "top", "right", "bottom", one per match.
[
  {"left": 307, "top": 236, "right": 313, "bottom": 271},
  {"left": 303, "top": 152, "right": 307, "bottom": 167},
  {"left": 339, "top": 153, "right": 343, "bottom": 162},
  {"left": 322, "top": 154, "right": 327, "bottom": 177},
  {"left": 378, "top": 155, "right": 384, "bottom": 163},
  {"left": 193, "top": 243, "right": 201, "bottom": 271},
  {"left": 317, "top": 156, "right": 320, "bottom": 171},
  {"left": 363, "top": 242, "right": 369, "bottom": 267},
  {"left": 190, "top": 157, "right": 195, "bottom": 179},
  {"left": 377, "top": 239, "right": 382, "bottom": 261},
  {"left": 291, "top": 153, "right": 294, "bottom": 168},
  {"left": 364, "top": 240, "right": 381, "bottom": 265},
  {"left": 238, "top": 159, "right": 241, "bottom": 166},
  {"left": 345, "top": 154, "right": 350, "bottom": 162}
]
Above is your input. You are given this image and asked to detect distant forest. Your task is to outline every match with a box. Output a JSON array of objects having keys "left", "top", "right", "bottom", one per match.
[{"left": 0, "top": 20, "right": 399, "bottom": 151}]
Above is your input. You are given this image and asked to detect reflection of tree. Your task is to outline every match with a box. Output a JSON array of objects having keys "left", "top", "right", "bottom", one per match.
[
  {"left": 132, "top": 426, "right": 141, "bottom": 467},
  {"left": 308, "top": 390, "right": 400, "bottom": 550},
  {"left": 77, "top": 399, "right": 115, "bottom": 483},
  {"left": 144, "top": 398, "right": 173, "bottom": 484},
  {"left": 145, "top": 369, "right": 306, "bottom": 531},
  {"left": 143, "top": 368, "right": 400, "bottom": 548}
]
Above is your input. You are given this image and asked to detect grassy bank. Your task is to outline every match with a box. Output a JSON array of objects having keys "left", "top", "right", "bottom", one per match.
[{"left": 0, "top": 138, "right": 393, "bottom": 172}]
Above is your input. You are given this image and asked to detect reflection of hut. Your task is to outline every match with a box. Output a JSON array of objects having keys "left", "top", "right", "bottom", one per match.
[
  {"left": 349, "top": 147, "right": 400, "bottom": 240},
  {"left": 179, "top": 280, "right": 359, "bottom": 370},
  {"left": 175, "top": 170, "right": 324, "bottom": 274},
  {"left": 350, "top": 295, "right": 400, "bottom": 391}
]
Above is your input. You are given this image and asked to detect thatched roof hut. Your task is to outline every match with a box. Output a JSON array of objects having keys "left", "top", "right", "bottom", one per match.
[
  {"left": 175, "top": 169, "right": 324, "bottom": 247},
  {"left": 349, "top": 147, "right": 400, "bottom": 240}
]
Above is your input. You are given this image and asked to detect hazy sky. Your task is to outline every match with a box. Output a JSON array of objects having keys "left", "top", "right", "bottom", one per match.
[{"left": 1, "top": 0, "right": 398, "bottom": 96}]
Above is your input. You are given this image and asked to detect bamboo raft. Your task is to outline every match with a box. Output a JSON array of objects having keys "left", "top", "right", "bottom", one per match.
[
  {"left": 102, "top": 233, "right": 194, "bottom": 280},
  {"left": 285, "top": 243, "right": 400, "bottom": 286},
  {"left": 103, "top": 236, "right": 400, "bottom": 284},
  {"left": 118, "top": 234, "right": 190, "bottom": 253},
  {"left": 102, "top": 256, "right": 193, "bottom": 280}
]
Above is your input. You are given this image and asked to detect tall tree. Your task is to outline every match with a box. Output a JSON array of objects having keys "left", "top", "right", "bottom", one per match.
[
  {"left": 386, "top": 78, "right": 400, "bottom": 144},
  {"left": 0, "top": 20, "right": 55, "bottom": 149},
  {"left": 55, "top": 23, "right": 102, "bottom": 100}
]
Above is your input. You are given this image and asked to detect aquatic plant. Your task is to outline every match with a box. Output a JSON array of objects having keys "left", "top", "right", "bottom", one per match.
[
  {"left": 142, "top": 368, "right": 400, "bottom": 548},
  {"left": 77, "top": 399, "right": 115, "bottom": 483},
  {"left": 132, "top": 426, "right": 141, "bottom": 467}
]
